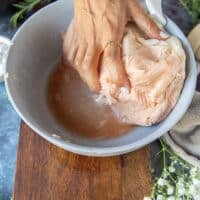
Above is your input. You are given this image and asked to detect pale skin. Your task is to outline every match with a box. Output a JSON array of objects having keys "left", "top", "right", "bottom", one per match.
[{"left": 63, "top": 0, "right": 167, "bottom": 92}]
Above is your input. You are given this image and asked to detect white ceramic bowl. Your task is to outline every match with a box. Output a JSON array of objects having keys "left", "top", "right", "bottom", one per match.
[{"left": 5, "top": 0, "right": 197, "bottom": 156}]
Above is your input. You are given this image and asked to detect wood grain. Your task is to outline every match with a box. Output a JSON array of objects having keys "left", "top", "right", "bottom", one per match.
[{"left": 13, "top": 122, "right": 152, "bottom": 200}]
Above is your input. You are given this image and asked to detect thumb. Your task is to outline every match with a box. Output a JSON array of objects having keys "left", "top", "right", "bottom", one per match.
[{"left": 127, "top": 0, "right": 169, "bottom": 40}]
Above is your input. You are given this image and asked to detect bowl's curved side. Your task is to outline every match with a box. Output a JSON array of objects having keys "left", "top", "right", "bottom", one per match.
[{"left": 5, "top": 1, "right": 197, "bottom": 156}]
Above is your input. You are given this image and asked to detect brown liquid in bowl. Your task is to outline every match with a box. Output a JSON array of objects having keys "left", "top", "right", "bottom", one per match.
[{"left": 47, "top": 63, "right": 133, "bottom": 139}]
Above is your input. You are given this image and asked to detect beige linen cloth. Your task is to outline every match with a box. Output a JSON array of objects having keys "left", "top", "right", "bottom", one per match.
[{"left": 169, "top": 62, "right": 200, "bottom": 157}]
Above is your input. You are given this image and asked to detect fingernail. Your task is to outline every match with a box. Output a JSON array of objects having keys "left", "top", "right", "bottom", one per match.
[{"left": 160, "top": 31, "right": 170, "bottom": 39}]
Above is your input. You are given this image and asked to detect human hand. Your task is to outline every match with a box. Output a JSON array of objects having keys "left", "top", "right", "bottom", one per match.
[{"left": 63, "top": 0, "right": 168, "bottom": 92}]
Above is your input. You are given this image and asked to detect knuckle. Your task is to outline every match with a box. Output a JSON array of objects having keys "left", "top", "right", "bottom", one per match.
[
  {"left": 74, "top": 55, "right": 82, "bottom": 66},
  {"left": 82, "top": 58, "right": 93, "bottom": 70},
  {"left": 81, "top": 64, "right": 90, "bottom": 71}
]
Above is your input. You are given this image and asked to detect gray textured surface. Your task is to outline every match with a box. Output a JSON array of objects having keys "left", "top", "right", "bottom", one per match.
[
  {"left": 163, "top": 0, "right": 193, "bottom": 35},
  {"left": 0, "top": 13, "right": 20, "bottom": 200},
  {"left": 0, "top": 0, "right": 193, "bottom": 199}
]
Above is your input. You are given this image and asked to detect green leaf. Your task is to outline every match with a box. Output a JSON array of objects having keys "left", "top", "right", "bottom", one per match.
[
  {"left": 13, "top": 4, "right": 25, "bottom": 9},
  {"left": 179, "top": 0, "right": 200, "bottom": 25},
  {"left": 11, "top": 0, "right": 51, "bottom": 27},
  {"left": 10, "top": 12, "right": 22, "bottom": 28}
]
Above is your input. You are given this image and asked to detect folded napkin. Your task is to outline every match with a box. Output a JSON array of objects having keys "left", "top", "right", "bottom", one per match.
[{"left": 168, "top": 62, "right": 200, "bottom": 157}]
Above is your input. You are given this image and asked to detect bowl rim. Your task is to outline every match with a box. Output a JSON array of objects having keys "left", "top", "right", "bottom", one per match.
[{"left": 5, "top": 1, "right": 197, "bottom": 156}]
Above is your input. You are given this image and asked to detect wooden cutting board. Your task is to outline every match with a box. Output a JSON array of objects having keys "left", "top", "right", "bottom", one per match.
[{"left": 12, "top": 122, "right": 152, "bottom": 200}]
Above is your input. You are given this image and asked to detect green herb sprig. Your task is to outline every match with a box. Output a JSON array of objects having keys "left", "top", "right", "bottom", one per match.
[
  {"left": 179, "top": 0, "right": 200, "bottom": 25},
  {"left": 144, "top": 139, "right": 200, "bottom": 200},
  {"left": 10, "top": 0, "right": 51, "bottom": 28}
]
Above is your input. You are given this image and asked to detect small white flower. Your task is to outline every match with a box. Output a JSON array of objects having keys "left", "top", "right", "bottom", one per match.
[
  {"left": 192, "top": 190, "right": 200, "bottom": 200},
  {"left": 168, "top": 166, "right": 175, "bottom": 173},
  {"left": 189, "top": 185, "right": 196, "bottom": 194},
  {"left": 156, "top": 195, "right": 163, "bottom": 200},
  {"left": 190, "top": 167, "right": 198, "bottom": 176},
  {"left": 172, "top": 160, "right": 177, "bottom": 164},
  {"left": 157, "top": 178, "right": 167, "bottom": 186},
  {"left": 190, "top": 183, "right": 200, "bottom": 200},
  {"left": 178, "top": 187, "right": 186, "bottom": 196},
  {"left": 168, "top": 196, "right": 175, "bottom": 200},
  {"left": 192, "top": 179, "right": 200, "bottom": 186},
  {"left": 177, "top": 179, "right": 184, "bottom": 188},
  {"left": 167, "top": 186, "right": 174, "bottom": 195}
]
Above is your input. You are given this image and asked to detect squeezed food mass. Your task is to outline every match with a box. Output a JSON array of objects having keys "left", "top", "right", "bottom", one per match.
[
  {"left": 47, "top": 63, "right": 133, "bottom": 139},
  {"left": 99, "top": 24, "right": 186, "bottom": 126}
]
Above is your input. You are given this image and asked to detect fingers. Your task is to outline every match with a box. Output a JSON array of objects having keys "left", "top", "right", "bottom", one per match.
[
  {"left": 127, "top": 0, "right": 169, "bottom": 40},
  {"left": 100, "top": 45, "right": 130, "bottom": 96},
  {"left": 62, "top": 21, "right": 77, "bottom": 65},
  {"left": 62, "top": 20, "right": 101, "bottom": 92},
  {"left": 76, "top": 44, "right": 101, "bottom": 92},
  {"left": 75, "top": 42, "right": 88, "bottom": 67}
]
